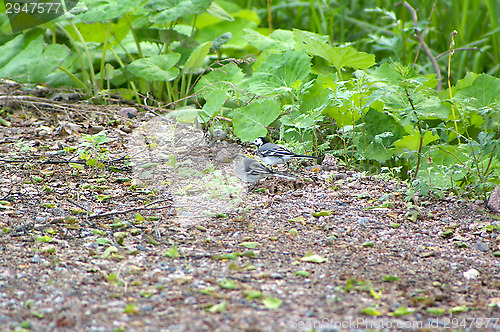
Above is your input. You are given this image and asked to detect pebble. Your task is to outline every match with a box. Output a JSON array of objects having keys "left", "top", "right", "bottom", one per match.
[
  {"left": 463, "top": 268, "right": 480, "bottom": 279},
  {"left": 35, "top": 216, "right": 48, "bottom": 223},
  {"left": 31, "top": 254, "right": 41, "bottom": 263},
  {"left": 118, "top": 107, "right": 138, "bottom": 119},
  {"left": 474, "top": 241, "right": 489, "bottom": 252}
]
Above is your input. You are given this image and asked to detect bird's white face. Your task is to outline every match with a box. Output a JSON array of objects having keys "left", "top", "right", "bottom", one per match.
[{"left": 252, "top": 137, "right": 264, "bottom": 146}]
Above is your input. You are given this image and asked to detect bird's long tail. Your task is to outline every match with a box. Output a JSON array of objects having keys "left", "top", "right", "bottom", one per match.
[{"left": 293, "top": 155, "right": 320, "bottom": 159}]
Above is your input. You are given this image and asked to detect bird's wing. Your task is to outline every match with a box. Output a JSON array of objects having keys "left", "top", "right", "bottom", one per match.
[{"left": 260, "top": 143, "right": 294, "bottom": 157}]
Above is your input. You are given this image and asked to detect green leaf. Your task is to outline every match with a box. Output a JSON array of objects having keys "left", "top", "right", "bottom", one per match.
[
  {"left": 199, "top": 286, "right": 216, "bottom": 295},
  {"left": 135, "top": 213, "right": 145, "bottom": 222},
  {"left": 243, "top": 28, "right": 295, "bottom": 52},
  {"left": 243, "top": 290, "right": 263, "bottom": 299},
  {"left": 200, "top": 89, "right": 227, "bottom": 121},
  {"left": 239, "top": 242, "right": 259, "bottom": 249},
  {"left": 382, "top": 275, "right": 399, "bottom": 282},
  {"left": 0, "top": 34, "right": 43, "bottom": 80},
  {"left": 294, "top": 29, "right": 375, "bottom": 71},
  {"left": 233, "top": 99, "right": 281, "bottom": 141},
  {"left": 195, "top": 62, "right": 245, "bottom": 94},
  {"left": 394, "top": 130, "right": 439, "bottom": 152},
  {"left": 390, "top": 306, "right": 415, "bottom": 317},
  {"left": 128, "top": 53, "right": 181, "bottom": 81},
  {"left": 454, "top": 73, "right": 500, "bottom": 108},
  {"left": 183, "top": 42, "right": 212, "bottom": 73},
  {"left": 96, "top": 238, "right": 110, "bottom": 245},
  {"left": 363, "top": 307, "right": 382, "bottom": 316},
  {"left": 69, "top": 163, "right": 84, "bottom": 170},
  {"left": 96, "top": 194, "right": 111, "bottom": 202},
  {"left": 218, "top": 278, "right": 237, "bottom": 289},
  {"left": 102, "top": 245, "right": 119, "bottom": 258},
  {"left": 450, "top": 305, "right": 468, "bottom": 313},
  {"left": 362, "top": 241, "right": 375, "bottom": 247},
  {"left": 163, "top": 244, "right": 180, "bottom": 259},
  {"left": 151, "top": 0, "right": 213, "bottom": 24},
  {"left": 206, "top": 300, "right": 228, "bottom": 313},
  {"left": 206, "top": 2, "right": 234, "bottom": 21},
  {"left": 300, "top": 252, "right": 327, "bottom": 263},
  {"left": 262, "top": 297, "right": 282, "bottom": 309},
  {"left": 312, "top": 210, "right": 332, "bottom": 217},
  {"left": 247, "top": 50, "right": 311, "bottom": 95},
  {"left": 124, "top": 303, "right": 139, "bottom": 315},
  {"left": 29, "top": 44, "right": 70, "bottom": 82},
  {"left": 295, "top": 270, "right": 310, "bottom": 277},
  {"left": 36, "top": 236, "right": 52, "bottom": 242},
  {"left": 426, "top": 307, "right": 446, "bottom": 316},
  {"left": 214, "top": 252, "right": 240, "bottom": 260}
]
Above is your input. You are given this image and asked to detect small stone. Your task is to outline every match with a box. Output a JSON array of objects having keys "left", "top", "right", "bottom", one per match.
[
  {"left": 487, "top": 185, "right": 500, "bottom": 212},
  {"left": 31, "top": 254, "right": 41, "bottom": 263},
  {"left": 118, "top": 107, "right": 138, "bottom": 118},
  {"left": 463, "top": 268, "right": 480, "bottom": 280},
  {"left": 474, "top": 241, "right": 489, "bottom": 252},
  {"left": 87, "top": 125, "right": 104, "bottom": 134},
  {"left": 321, "top": 154, "right": 338, "bottom": 171},
  {"left": 35, "top": 216, "right": 48, "bottom": 223}
]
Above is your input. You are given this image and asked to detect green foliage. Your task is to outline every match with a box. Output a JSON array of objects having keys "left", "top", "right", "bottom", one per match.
[{"left": 1, "top": 1, "right": 500, "bottom": 198}]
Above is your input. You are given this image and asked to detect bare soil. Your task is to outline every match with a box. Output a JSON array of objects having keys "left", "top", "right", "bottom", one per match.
[{"left": 1, "top": 84, "right": 500, "bottom": 331}]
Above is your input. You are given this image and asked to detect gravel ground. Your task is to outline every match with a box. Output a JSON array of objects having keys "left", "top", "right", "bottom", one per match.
[{"left": 0, "top": 88, "right": 500, "bottom": 331}]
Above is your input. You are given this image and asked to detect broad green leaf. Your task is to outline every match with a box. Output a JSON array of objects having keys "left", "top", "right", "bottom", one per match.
[
  {"left": 247, "top": 50, "right": 311, "bottom": 95},
  {"left": 195, "top": 62, "right": 245, "bottom": 94},
  {"left": 263, "top": 297, "right": 282, "bottom": 309},
  {"left": 183, "top": 42, "right": 212, "bottom": 73},
  {"left": 300, "top": 252, "right": 327, "bottom": 263},
  {"left": 195, "top": 16, "right": 257, "bottom": 49},
  {"left": 294, "top": 29, "right": 375, "bottom": 70},
  {"left": 69, "top": 17, "right": 130, "bottom": 45},
  {"left": 394, "top": 130, "right": 439, "bottom": 152},
  {"left": 454, "top": 73, "right": 500, "bottom": 108},
  {"left": 71, "top": 0, "right": 139, "bottom": 23},
  {"left": 200, "top": 89, "right": 227, "bottom": 121},
  {"left": 243, "top": 28, "right": 294, "bottom": 52},
  {"left": 128, "top": 53, "right": 180, "bottom": 81},
  {"left": 29, "top": 44, "right": 70, "bottom": 82},
  {"left": 150, "top": 0, "right": 213, "bottom": 24},
  {"left": 0, "top": 34, "right": 43, "bottom": 80},
  {"left": 206, "top": 1, "right": 234, "bottom": 21},
  {"left": 357, "top": 108, "right": 406, "bottom": 163},
  {"left": 232, "top": 99, "right": 281, "bottom": 141}
]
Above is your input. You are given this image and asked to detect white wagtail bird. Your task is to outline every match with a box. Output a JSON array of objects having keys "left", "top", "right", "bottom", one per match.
[
  {"left": 251, "top": 137, "right": 320, "bottom": 167},
  {"left": 232, "top": 156, "right": 296, "bottom": 183}
]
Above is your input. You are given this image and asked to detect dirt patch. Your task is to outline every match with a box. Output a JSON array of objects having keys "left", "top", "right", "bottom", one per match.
[{"left": 1, "top": 86, "right": 500, "bottom": 331}]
